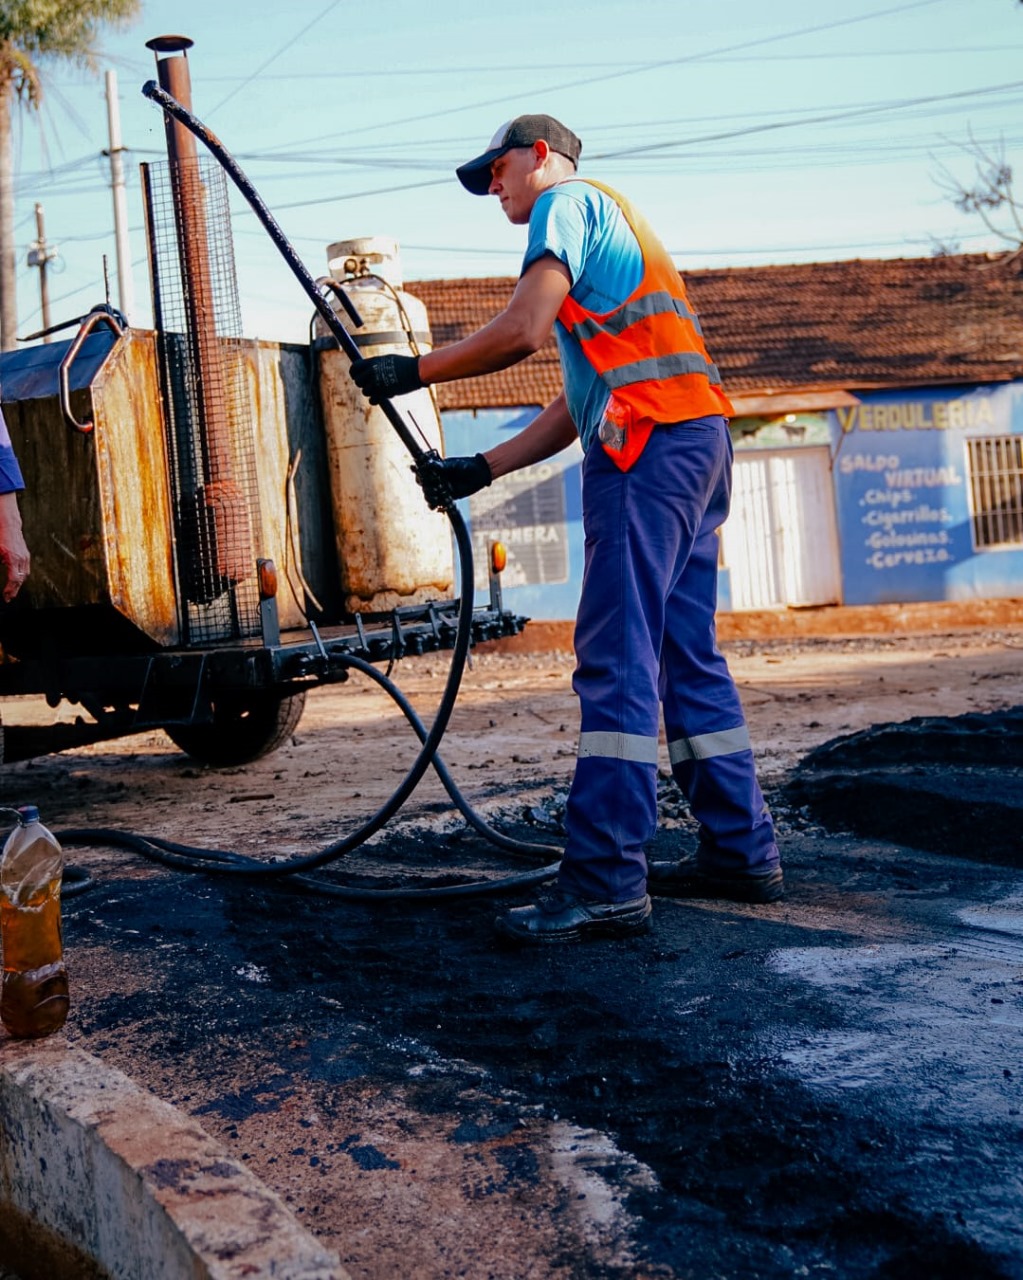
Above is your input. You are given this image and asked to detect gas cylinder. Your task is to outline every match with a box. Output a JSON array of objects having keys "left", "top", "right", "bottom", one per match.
[{"left": 314, "top": 237, "right": 454, "bottom": 614}]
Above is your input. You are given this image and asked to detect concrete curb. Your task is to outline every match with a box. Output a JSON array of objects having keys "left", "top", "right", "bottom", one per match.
[{"left": 0, "top": 1039, "right": 348, "bottom": 1280}]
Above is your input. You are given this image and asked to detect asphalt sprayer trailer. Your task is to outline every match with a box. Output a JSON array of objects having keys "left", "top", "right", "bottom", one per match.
[{"left": 0, "top": 40, "right": 525, "bottom": 770}]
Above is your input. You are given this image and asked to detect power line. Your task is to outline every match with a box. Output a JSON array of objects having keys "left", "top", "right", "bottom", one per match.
[
  {"left": 234, "top": 86, "right": 1023, "bottom": 167},
  {"left": 54, "top": 223, "right": 145, "bottom": 244},
  {"left": 191, "top": 44, "right": 1023, "bottom": 81},
  {"left": 699, "top": 44, "right": 1023, "bottom": 63},
  {"left": 52, "top": 36, "right": 1021, "bottom": 95},
  {"left": 91, "top": 79, "right": 1013, "bottom": 186},
  {"left": 14, "top": 102, "right": 1017, "bottom": 212},
  {"left": 268, "top": 176, "right": 453, "bottom": 210},
  {"left": 206, "top": 0, "right": 345, "bottom": 115},
  {"left": 19, "top": 255, "right": 148, "bottom": 325},
  {"left": 213, "top": 81, "right": 1023, "bottom": 209},
  {"left": 395, "top": 231, "right": 997, "bottom": 262},
  {"left": 258, "top": 0, "right": 949, "bottom": 154},
  {"left": 594, "top": 77, "right": 1023, "bottom": 160}
]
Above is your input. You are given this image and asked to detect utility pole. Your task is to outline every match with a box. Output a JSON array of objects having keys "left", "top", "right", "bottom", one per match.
[
  {"left": 104, "top": 69, "right": 135, "bottom": 324},
  {"left": 0, "top": 88, "right": 17, "bottom": 351},
  {"left": 27, "top": 203, "right": 56, "bottom": 341}
]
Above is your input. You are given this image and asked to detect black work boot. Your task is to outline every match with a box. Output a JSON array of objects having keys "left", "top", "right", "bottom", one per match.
[
  {"left": 495, "top": 889, "right": 652, "bottom": 945},
  {"left": 647, "top": 858, "right": 784, "bottom": 904}
]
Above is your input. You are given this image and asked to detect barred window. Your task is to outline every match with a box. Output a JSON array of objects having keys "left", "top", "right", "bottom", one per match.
[{"left": 966, "top": 435, "right": 1023, "bottom": 550}]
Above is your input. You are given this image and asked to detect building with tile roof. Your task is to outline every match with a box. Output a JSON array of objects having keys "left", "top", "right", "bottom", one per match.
[
  {"left": 411, "top": 253, "right": 1023, "bottom": 413},
  {"left": 408, "top": 254, "right": 1023, "bottom": 616}
]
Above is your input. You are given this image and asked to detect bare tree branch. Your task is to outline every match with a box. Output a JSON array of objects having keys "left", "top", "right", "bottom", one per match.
[{"left": 931, "top": 131, "right": 1022, "bottom": 258}]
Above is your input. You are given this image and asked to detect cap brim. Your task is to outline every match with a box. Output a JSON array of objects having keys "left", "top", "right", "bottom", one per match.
[{"left": 456, "top": 145, "right": 507, "bottom": 195}]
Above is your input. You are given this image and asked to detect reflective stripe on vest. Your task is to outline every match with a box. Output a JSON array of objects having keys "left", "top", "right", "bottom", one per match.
[
  {"left": 556, "top": 179, "right": 733, "bottom": 436},
  {"left": 667, "top": 724, "right": 751, "bottom": 764},
  {"left": 603, "top": 351, "right": 723, "bottom": 392},
  {"left": 578, "top": 730, "right": 660, "bottom": 764},
  {"left": 565, "top": 290, "right": 703, "bottom": 342}
]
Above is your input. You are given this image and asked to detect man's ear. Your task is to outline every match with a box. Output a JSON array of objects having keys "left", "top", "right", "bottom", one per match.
[{"left": 532, "top": 139, "right": 551, "bottom": 169}]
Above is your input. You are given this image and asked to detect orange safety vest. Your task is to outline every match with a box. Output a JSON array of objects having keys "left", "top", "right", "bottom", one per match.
[{"left": 556, "top": 179, "right": 733, "bottom": 471}]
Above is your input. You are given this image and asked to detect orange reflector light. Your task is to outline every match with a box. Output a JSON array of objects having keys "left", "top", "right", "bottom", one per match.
[
  {"left": 490, "top": 541, "right": 507, "bottom": 574},
  {"left": 257, "top": 558, "right": 278, "bottom": 600}
]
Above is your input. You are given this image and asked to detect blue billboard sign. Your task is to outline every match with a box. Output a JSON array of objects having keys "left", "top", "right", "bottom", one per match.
[{"left": 830, "top": 384, "right": 1023, "bottom": 605}]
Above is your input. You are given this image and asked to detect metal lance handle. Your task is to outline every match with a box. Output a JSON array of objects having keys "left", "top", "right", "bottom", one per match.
[{"left": 141, "top": 80, "right": 435, "bottom": 470}]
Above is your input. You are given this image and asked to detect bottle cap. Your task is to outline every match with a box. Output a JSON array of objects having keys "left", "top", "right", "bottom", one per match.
[{"left": 17, "top": 805, "right": 40, "bottom": 824}]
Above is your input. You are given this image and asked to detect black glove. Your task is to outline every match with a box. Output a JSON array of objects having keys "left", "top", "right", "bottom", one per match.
[
  {"left": 415, "top": 452, "right": 492, "bottom": 510},
  {"left": 349, "top": 353, "right": 422, "bottom": 403}
]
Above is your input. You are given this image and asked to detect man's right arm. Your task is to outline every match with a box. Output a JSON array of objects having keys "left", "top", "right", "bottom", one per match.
[{"left": 418, "top": 256, "right": 572, "bottom": 386}]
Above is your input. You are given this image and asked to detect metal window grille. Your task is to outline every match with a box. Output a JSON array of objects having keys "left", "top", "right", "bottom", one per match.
[
  {"left": 141, "top": 156, "right": 264, "bottom": 644},
  {"left": 966, "top": 435, "right": 1023, "bottom": 550}
]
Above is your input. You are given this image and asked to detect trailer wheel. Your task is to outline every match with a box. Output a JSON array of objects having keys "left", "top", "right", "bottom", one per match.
[{"left": 164, "top": 690, "right": 307, "bottom": 767}]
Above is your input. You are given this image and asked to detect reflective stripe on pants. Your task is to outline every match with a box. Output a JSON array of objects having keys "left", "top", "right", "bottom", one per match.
[{"left": 559, "top": 417, "right": 778, "bottom": 902}]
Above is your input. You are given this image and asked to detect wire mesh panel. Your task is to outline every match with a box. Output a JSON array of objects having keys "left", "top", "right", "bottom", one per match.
[{"left": 142, "top": 157, "right": 263, "bottom": 644}]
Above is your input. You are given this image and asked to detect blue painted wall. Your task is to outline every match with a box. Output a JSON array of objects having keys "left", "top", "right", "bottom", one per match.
[{"left": 829, "top": 383, "right": 1023, "bottom": 605}]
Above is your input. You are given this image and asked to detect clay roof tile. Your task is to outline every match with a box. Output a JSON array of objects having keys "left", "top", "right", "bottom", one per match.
[{"left": 409, "top": 254, "right": 1023, "bottom": 410}]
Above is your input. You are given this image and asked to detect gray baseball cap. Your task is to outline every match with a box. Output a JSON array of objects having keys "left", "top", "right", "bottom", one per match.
[{"left": 456, "top": 114, "right": 582, "bottom": 195}]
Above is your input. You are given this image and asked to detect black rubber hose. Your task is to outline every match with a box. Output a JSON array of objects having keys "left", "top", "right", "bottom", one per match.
[
  {"left": 50, "top": 85, "right": 565, "bottom": 902},
  {"left": 60, "top": 515, "right": 477, "bottom": 878},
  {"left": 61, "top": 865, "right": 94, "bottom": 899},
  {"left": 335, "top": 652, "right": 561, "bottom": 862},
  {"left": 56, "top": 633, "right": 564, "bottom": 899},
  {"left": 55, "top": 393, "right": 561, "bottom": 894}
]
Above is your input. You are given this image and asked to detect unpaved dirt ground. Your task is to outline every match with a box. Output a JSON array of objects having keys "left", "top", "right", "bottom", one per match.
[{"left": 2, "top": 628, "right": 1023, "bottom": 1278}]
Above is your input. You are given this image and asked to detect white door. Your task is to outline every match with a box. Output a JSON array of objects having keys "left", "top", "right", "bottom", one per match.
[{"left": 722, "top": 447, "right": 842, "bottom": 611}]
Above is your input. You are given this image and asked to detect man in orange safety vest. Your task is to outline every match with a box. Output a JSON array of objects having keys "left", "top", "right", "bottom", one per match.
[{"left": 351, "top": 114, "right": 782, "bottom": 944}]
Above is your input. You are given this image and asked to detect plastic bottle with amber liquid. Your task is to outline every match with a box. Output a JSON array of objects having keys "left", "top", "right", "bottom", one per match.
[{"left": 0, "top": 805, "right": 69, "bottom": 1038}]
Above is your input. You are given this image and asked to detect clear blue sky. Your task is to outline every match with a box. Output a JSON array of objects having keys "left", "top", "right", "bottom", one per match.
[{"left": 9, "top": 0, "right": 1023, "bottom": 344}]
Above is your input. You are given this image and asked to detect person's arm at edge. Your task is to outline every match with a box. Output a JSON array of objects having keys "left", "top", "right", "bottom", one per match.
[
  {"left": 418, "top": 255, "right": 571, "bottom": 385},
  {"left": 0, "top": 488, "right": 30, "bottom": 603}
]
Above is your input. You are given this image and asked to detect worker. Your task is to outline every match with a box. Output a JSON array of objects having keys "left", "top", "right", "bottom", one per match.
[
  {"left": 350, "top": 114, "right": 782, "bottom": 944},
  {"left": 0, "top": 404, "right": 28, "bottom": 604}
]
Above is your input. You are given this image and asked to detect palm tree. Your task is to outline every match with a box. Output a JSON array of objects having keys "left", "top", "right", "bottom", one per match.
[{"left": 0, "top": 0, "right": 140, "bottom": 349}]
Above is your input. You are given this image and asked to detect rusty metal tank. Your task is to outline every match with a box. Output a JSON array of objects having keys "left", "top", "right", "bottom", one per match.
[
  {"left": 1, "top": 319, "right": 180, "bottom": 653},
  {"left": 313, "top": 237, "right": 454, "bottom": 614},
  {"left": 0, "top": 319, "right": 337, "bottom": 660}
]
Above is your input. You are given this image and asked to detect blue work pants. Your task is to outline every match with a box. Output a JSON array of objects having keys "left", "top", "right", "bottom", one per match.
[{"left": 559, "top": 416, "right": 779, "bottom": 902}]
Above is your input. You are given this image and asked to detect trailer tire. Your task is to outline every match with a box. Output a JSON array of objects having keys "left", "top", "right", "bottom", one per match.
[{"left": 164, "top": 690, "right": 307, "bottom": 767}]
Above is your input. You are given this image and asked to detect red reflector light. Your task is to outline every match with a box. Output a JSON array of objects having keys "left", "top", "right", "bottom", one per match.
[
  {"left": 490, "top": 541, "right": 507, "bottom": 574},
  {"left": 257, "top": 558, "right": 278, "bottom": 600}
]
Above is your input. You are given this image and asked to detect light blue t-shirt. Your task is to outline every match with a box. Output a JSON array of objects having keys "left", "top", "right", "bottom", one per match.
[{"left": 522, "top": 180, "right": 643, "bottom": 451}]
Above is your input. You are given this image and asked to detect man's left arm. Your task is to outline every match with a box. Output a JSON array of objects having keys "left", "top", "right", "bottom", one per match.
[{"left": 413, "top": 391, "right": 577, "bottom": 509}]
